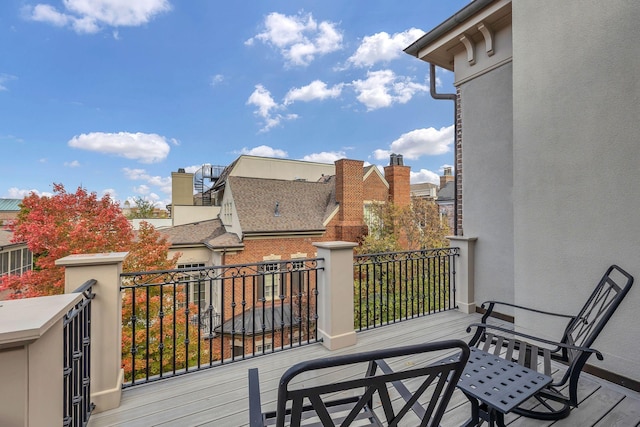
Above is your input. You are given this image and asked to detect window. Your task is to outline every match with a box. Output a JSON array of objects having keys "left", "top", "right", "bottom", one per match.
[
  {"left": 256, "top": 341, "right": 273, "bottom": 353},
  {"left": 0, "top": 252, "right": 8, "bottom": 276},
  {"left": 0, "top": 248, "right": 32, "bottom": 277},
  {"left": 256, "top": 262, "right": 281, "bottom": 301},
  {"left": 178, "top": 263, "right": 207, "bottom": 310},
  {"left": 291, "top": 260, "right": 305, "bottom": 296}
]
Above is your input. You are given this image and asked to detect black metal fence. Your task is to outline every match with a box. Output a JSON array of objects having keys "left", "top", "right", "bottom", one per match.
[
  {"left": 63, "top": 279, "right": 96, "bottom": 427},
  {"left": 353, "top": 247, "right": 459, "bottom": 330},
  {"left": 120, "top": 259, "right": 321, "bottom": 387}
]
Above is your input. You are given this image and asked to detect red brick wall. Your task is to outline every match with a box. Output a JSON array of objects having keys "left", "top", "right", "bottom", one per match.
[
  {"left": 384, "top": 165, "right": 411, "bottom": 208},
  {"left": 363, "top": 170, "right": 388, "bottom": 202},
  {"left": 335, "top": 159, "right": 364, "bottom": 223},
  {"left": 456, "top": 87, "right": 463, "bottom": 235}
]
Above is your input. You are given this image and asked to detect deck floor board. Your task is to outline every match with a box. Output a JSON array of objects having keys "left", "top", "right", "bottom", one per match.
[{"left": 88, "top": 310, "right": 640, "bottom": 427}]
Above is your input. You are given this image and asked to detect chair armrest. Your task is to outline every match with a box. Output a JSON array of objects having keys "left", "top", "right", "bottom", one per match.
[
  {"left": 466, "top": 323, "right": 604, "bottom": 360},
  {"left": 248, "top": 368, "right": 265, "bottom": 427},
  {"left": 480, "top": 300, "right": 578, "bottom": 323}
]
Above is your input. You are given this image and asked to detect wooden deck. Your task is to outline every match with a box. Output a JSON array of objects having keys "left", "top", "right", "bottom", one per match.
[{"left": 88, "top": 310, "right": 640, "bottom": 426}]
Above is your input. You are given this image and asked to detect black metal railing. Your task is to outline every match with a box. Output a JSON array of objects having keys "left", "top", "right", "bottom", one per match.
[
  {"left": 120, "top": 259, "right": 321, "bottom": 387},
  {"left": 63, "top": 279, "right": 96, "bottom": 427},
  {"left": 353, "top": 247, "right": 459, "bottom": 331}
]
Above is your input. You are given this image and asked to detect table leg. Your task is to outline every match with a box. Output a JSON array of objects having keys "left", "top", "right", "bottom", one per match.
[{"left": 462, "top": 393, "right": 480, "bottom": 427}]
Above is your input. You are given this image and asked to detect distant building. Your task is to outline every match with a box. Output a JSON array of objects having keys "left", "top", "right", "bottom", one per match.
[
  {"left": 159, "top": 154, "right": 411, "bottom": 354},
  {"left": 0, "top": 199, "right": 32, "bottom": 286},
  {"left": 410, "top": 182, "right": 437, "bottom": 201},
  {"left": 436, "top": 167, "right": 455, "bottom": 230},
  {"left": 0, "top": 198, "right": 21, "bottom": 226}
]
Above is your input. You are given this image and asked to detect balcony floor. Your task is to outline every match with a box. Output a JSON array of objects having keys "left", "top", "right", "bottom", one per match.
[{"left": 89, "top": 310, "right": 640, "bottom": 426}]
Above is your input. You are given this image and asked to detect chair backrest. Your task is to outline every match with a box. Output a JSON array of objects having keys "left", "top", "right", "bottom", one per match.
[
  {"left": 274, "top": 339, "right": 469, "bottom": 427},
  {"left": 564, "top": 265, "right": 634, "bottom": 351}
]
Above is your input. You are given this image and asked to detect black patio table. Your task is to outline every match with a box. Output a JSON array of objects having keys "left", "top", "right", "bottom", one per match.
[{"left": 451, "top": 347, "right": 553, "bottom": 427}]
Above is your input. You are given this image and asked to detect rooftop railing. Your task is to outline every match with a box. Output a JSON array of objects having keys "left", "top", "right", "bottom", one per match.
[
  {"left": 1, "top": 242, "right": 472, "bottom": 424},
  {"left": 120, "top": 258, "right": 321, "bottom": 387},
  {"left": 63, "top": 279, "right": 96, "bottom": 427},
  {"left": 354, "top": 247, "right": 459, "bottom": 330}
]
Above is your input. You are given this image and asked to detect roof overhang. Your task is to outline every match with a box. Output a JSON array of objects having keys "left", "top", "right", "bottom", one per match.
[{"left": 404, "top": 0, "right": 511, "bottom": 70}]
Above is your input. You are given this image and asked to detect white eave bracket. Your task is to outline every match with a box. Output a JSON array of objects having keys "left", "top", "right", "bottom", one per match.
[
  {"left": 459, "top": 33, "right": 476, "bottom": 66},
  {"left": 477, "top": 22, "right": 495, "bottom": 57}
]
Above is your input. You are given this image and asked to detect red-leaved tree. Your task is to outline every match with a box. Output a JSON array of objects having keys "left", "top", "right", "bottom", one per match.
[{"left": 1, "top": 184, "right": 133, "bottom": 298}]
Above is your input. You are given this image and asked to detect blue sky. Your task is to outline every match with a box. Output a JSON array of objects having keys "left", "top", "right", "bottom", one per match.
[{"left": 1, "top": 0, "right": 469, "bottom": 208}]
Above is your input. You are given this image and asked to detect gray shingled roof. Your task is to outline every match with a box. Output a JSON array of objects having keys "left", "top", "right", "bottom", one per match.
[
  {"left": 159, "top": 219, "right": 241, "bottom": 248},
  {"left": 437, "top": 180, "right": 455, "bottom": 201},
  {"left": 215, "top": 305, "right": 294, "bottom": 336},
  {"left": 229, "top": 176, "right": 336, "bottom": 234}
]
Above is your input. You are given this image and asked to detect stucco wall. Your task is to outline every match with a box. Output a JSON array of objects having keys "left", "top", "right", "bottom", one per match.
[
  {"left": 232, "top": 156, "right": 335, "bottom": 182},
  {"left": 512, "top": 0, "right": 640, "bottom": 380},
  {"left": 459, "top": 62, "right": 514, "bottom": 308}
]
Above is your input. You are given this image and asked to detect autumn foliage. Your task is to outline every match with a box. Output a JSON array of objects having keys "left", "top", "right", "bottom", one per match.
[
  {"left": 358, "top": 198, "right": 450, "bottom": 254},
  {"left": 1, "top": 184, "right": 128, "bottom": 297},
  {"left": 0, "top": 184, "right": 209, "bottom": 380}
]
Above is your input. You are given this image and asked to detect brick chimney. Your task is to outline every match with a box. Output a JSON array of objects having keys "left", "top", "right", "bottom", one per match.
[
  {"left": 384, "top": 154, "right": 410, "bottom": 208},
  {"left": 334, "top": 159, "right": 365, "bottom": 241},
  {"left": 440, "top": 166, "right": 454, "bottom": 190}
]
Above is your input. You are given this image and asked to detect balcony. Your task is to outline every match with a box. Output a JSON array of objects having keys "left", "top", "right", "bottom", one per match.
[
  {"left": 87, "top": 310, "right": 640, "bottom": 426},
  {"left": 1, "top": 244, "right": 638, "bottom": 426}
]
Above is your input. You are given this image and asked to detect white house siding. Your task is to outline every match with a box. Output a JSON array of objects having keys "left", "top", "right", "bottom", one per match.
[{"left": 512, "top": 0, "right": 640, "bottom": 381}]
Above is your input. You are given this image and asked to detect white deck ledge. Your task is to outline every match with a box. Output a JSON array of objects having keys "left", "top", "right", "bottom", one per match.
[{"left": 0, "top": 293, "right": 81, "bottom": 348}]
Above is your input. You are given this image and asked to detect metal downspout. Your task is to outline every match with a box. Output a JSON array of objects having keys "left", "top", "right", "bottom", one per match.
[{"left": 430, "top": 63, "right": 458, "bottom": 236}]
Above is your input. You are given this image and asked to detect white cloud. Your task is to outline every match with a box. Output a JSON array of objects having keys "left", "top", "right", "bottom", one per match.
[
  {"left": 0, "top": 74, "right": 17, "bottom": 91},
  {"left": 246, "top": 12, "right": 342, "bottom": 66},
  {"left": 133, "top": 184, "right": 151, "bottom": 195},
  {"left": 246, "top": 84, "right": 297, "bottom": 132},
  {"left": 27, "top": 0, "right": 171, "bottom": 34},
  {"left": 125, "top": 193, "right": 163, "bottom": 208},
  {"left": 5, "top": 187, "right": 53, "bottom": 198},
  {"left": 123, "top": 168, "right": 172, "bottom": 194},
  {"left": 64, "top": 160, "right": 81, "bottom": 167},
  {"left": 284, "top": 80, "right": 343, "bottom": 105},
  {"left": 352, "top": 70, "right": 427, "bottom": 111},
  {"left": 300, "top": 151, "right": 346, "bottom": 164},
  {"left": 347, "top": 28, "right": 425, "bottom": 68},
  {"left": 239, "top": 145, "right": 288, "bottom": 158},
  {"left": 410, "top": 169, "right": 440, "bottom": 185},
  {"left": 210, "top": 74, "right": 224, "bottom": 87},
  {"left": 101, "top": 188, "right": 118, "bottom": 199},
  {"left": 184, "top": 165, "right": 204, "bottom": 174},
  {"left": 68, "top": 131, "right": 171, "bottom": 163},
  {"left": 29, "top": 4, "right": 69, "bottom": 26},
  {"left": 247, "top": 84, "right": 278, "bottom": 118},
  {"left": 373, "top": 125, "right": 454, "bottom": 161}
]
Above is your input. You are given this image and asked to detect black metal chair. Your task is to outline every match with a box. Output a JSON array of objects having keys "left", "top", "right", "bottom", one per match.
[
  {"left": 467, "top": 264, "right": 634, "bottom": 420},
  {"left": 248, "top": 339, "right": 469, "bottom": 427}
]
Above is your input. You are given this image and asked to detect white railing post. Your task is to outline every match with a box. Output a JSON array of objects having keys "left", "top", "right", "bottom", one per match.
[
  {"left": 313, "top": 242, "right": 358, "bottom": 350},
  {"left": 448, "top": 236, "right": 477, "bottom": 314},
  {"left": 56, "top": 252, "right": 128, "bottom": 413}
]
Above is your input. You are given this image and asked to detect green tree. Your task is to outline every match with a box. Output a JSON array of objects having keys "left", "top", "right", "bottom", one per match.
[
  {"left": 358, "top": 198, "right": 449, "bottom": 254},
  {"left": 126, "top": 197, "right": 158, "bottom": 219}
]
